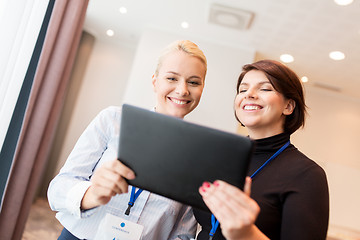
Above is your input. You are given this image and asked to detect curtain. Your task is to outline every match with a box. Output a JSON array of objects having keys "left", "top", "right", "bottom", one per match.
[{"left": 0, "top": 0, "right": 89, "bottom": 239}]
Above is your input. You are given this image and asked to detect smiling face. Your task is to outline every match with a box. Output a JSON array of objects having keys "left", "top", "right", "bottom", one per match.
[
  {"left": 152, "top": 50, "right": 206, "bottom": 119},
  {"left": 234, "top": 70, "right": 295, "bottom": 139}
]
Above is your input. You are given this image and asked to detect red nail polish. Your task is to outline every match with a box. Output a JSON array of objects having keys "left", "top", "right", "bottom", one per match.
[
  {"left": 203, "top": 181, "right": 211, "bottom": 188},
  {"left": 200, "top": 186, "right": 206, "bottom": 192},
  {"left": 214, "top": 181, "right": 220, "bottom": 187}
]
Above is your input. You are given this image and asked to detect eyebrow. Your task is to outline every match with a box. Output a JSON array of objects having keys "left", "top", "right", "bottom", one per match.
[
  {"left": 240, "top": 81, "right": 271, "bottom": 86},
  {"left": 166, "top": 71, "right": 202, "bottom": 80},
  {"left": 166, "top": 71, "right": 180, "bottom": 76}
]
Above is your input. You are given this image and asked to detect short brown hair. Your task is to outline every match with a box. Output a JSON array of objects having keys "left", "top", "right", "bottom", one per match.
[{"left": 236, "top": 59, "right": 307, "bottom": 134}]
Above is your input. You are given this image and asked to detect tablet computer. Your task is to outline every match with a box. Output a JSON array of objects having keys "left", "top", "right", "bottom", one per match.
[{"left": 118, "top": 104, "right": 254, "bottom": 212}]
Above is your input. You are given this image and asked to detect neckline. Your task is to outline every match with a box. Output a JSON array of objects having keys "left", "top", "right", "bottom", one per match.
[{"left": 253, "top": 133, "right": 290, "bottom": 154}]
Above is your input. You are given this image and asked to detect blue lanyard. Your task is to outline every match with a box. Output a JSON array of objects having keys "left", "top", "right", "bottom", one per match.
[
  {"left": 124, "top": 186, "right": 143, "bottom": 215},
  {"left": 249, "top": 140, "right": 290, "bottom": 179},
  {"left": 209, "top": 214, "right": 220, "bottom": 239},
  {"left": 208, "top": 140, "right": 290, "bottom": 239}
]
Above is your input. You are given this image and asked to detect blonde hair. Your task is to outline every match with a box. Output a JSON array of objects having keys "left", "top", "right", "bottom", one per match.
[{"left": 154, "top": 40, "right": 207, "bottom": 77}]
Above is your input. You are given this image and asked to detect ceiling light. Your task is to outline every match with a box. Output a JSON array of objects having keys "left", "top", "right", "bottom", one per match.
[
  {"left": 119, "top": 7, "right": 127, "bottom": 14},
  {"left": 329, "top": 51, "right": 345, "bottom": 60},
  {"left": 181, "top": 21, "right": 189, "bottom": 29},
  {"left": 334, "top": 0, "right": 353, "bottom": 6},
  {"left": 106, "top": 29, "right": 114, "bottom": 37},
  {"left": 280, "top": 54, "right": 294, "bottom": 63},
  {"left": 301, "top": 76, "right": 309, "bottom": 83}
]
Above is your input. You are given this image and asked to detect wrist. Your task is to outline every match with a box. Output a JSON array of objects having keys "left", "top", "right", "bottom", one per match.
[
  {"left": 237, "top": 225, "right": 269, "bottom": 240},
  {"left": 80, "top": 186, "right": 98, "bottom": 210}
]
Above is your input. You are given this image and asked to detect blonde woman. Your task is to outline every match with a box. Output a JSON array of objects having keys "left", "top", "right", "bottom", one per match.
[{"left": 48, "top": 40, "right": 207, "bottom": 240}]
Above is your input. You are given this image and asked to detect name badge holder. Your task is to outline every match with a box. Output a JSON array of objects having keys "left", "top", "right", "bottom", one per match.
[{"left": 94, "top": 186, "right": 144, "bottom": 240}]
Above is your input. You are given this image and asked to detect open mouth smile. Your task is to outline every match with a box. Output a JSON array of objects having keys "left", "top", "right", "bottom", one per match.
[
  {"left": 169, "top": 97, "right": 191, "bottom": 105},
  {"left": 243, "top": 104, "right": 262, "bottom": 110}
]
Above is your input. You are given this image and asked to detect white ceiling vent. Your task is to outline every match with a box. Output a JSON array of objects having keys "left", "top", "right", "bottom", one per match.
[{"left": 208, "top": 3, "right": 254, "bottom": 30}]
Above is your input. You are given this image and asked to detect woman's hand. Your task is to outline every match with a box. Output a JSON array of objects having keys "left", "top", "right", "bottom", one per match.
[
  {"left": 199, "top": 177, "right": 268, "bottom": 240},
  {"left": 81, "top": 159, "right": 135, "bottom": 210}
]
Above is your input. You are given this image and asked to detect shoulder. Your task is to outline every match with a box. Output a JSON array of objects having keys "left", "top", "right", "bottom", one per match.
[
  {"left": 92, "top": 106, "right": 122, "bottom": 124},
  {"left": 282, "top": 145, "right": 328, "bottom": 184},
  {"left": 98, "top": 106, "right": 122, "bottom": 118},
  {"left": 86, "top": 106, "right": 122, "bottom": 135}
]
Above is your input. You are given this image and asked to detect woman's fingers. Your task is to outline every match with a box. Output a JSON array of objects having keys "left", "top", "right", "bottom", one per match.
[
  {"left": 113, "top": 159, "right": 136, "bottom": 180},
  {"left": 243, "top": 177, "right": 252, "bottom": 196},
  {"left": 199, "top": 180, "right": 260, "bottom": 230},
  {"left": 208, "top": 180, "right": 258, "bottom": 216},
  {"left": 200, "top": 181, "right": 250, "bottom": 221},
  {"left": 83, "top": 159, "right": 136, "bottom": 209},
  {"left": 94, "top": 159, "right": 136, "bottom": 193},
  {"left": 91, "top": 169, "right": 126, "bottom": 194},
  {"left": 200, "top": 183, "right": 234, "bottom": 222}
]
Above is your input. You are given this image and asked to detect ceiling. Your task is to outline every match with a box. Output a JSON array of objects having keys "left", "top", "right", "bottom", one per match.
[{"left": 84, "top": 0, "right": 360, "bottom": 101}]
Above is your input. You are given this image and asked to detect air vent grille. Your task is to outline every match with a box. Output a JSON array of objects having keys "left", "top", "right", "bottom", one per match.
[{"left": 208, "top": 3, "right": 254, "bottom": 30}]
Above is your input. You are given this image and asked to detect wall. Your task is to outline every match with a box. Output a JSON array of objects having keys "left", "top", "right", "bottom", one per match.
[
  {"left": 292, "top": 86, "right": 360, "bottom": 233},
  {"left": 52, "top": 36, "right": 136, "bottom": 172}
]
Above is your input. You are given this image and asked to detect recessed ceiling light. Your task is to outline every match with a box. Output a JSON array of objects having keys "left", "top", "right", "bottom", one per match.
[
  {"left": 301, "top": 76, "right": 309, "bottom": 83},
  {"left": 119, "top": 7, "right": 127, "bottom": 14},
  {"left": 280, "top": 54, "right": 294, "bottom": 63},
  {"left": 329, "top": 51, "right": 345, "bottom": 60},
  {"left": 334, "top": 0, "right": 353, "bottom": 6},
  {"left": 181, "top": 21, "right": 189, "bottom": 29},
  {"left": 106, "top": 29, "right": 115, "bottom": 37}
]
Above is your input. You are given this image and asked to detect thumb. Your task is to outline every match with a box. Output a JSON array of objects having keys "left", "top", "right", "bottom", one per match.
[{"left": 244, "top": 176, "right": 252, "bottom": 196}]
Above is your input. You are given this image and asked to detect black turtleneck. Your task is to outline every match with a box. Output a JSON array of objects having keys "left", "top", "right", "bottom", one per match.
[{"left": 194, "top": 133, "right": 329, "bottom": 240}]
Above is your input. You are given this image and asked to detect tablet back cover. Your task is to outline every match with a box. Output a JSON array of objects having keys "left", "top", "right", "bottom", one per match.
[{"left": 118, "top": 104, "right": 253, "bottom": 212}]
